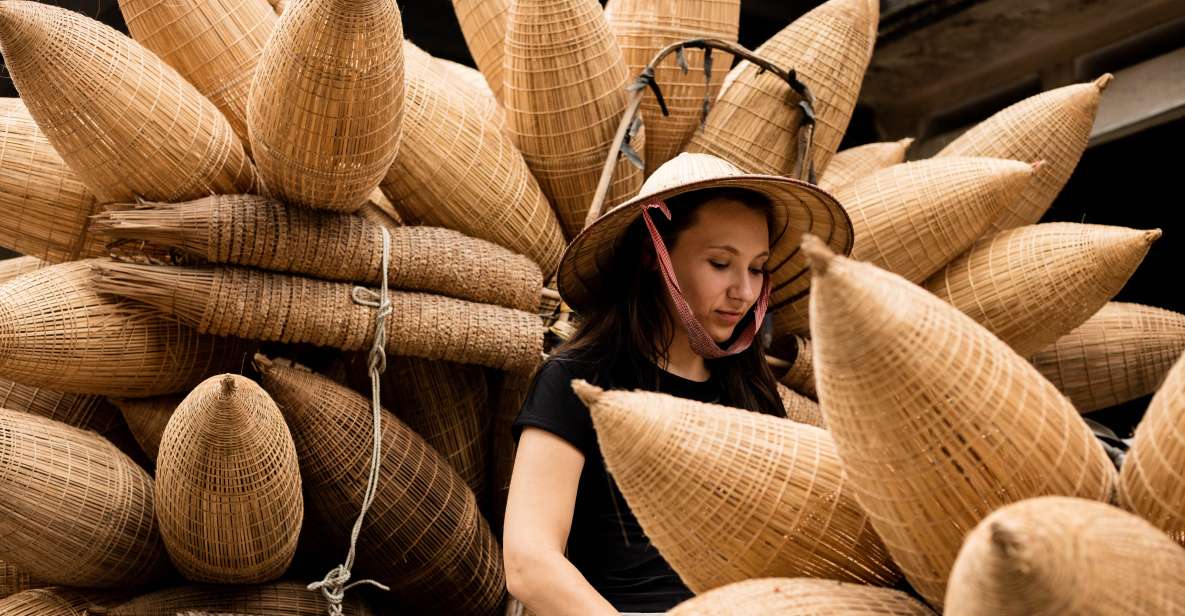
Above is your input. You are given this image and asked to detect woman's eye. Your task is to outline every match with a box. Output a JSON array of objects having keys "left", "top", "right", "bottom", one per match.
[
  {"left": 709, "top": 261, "right": 728, "bottom": 269},
  {"left": 750, "top": 268, "right": 766, "bottom": 276}
]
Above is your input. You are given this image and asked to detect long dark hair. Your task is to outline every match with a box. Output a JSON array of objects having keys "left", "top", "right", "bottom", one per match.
[{"left": 553, "top": 187, "right": 785, "bottom": 417}]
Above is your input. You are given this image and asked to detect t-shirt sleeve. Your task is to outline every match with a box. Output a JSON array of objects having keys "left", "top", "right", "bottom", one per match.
[{"left": 511, "top": 359, "right": 597, "bottom": 456}]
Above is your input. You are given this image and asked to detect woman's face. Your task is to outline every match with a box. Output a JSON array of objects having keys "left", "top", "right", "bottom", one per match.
[{"left": 664, "top": 197, "right": 770, "bottom": 343}]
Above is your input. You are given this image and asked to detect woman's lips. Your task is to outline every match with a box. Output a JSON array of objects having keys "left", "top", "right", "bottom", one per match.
[{"left": 714, "top": 310, "right": 742, "bottom": 324}]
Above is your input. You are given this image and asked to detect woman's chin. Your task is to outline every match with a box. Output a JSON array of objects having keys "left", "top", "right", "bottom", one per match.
[{"left": 708, "top": 325, "right": 736, "bottom": 344}]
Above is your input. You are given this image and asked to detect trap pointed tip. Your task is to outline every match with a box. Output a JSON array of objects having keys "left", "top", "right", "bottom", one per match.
[
  {"left": 252, "top": 353, "right": 274, "bottom": 374},
  {"left": 570, "top": 379, "right": 603, "bottom": 407},
  {"left": 1093, "top": 73, "right": 1114, "bottom": 91},
  {"left": 897, "top": 137, "right": 915, "bottom": 148},
  {"left": 1029, "top": 160, "right": 1046, "bottom": 173},
  {"left": 220, "top": 374, "right": 238, "bottom": 394},
  {"left": 988, "top": 519, "right": 1026, "bottom": 560},
  {"left": 1144, "top": 228, "right": 1163, "bottom": 244},
  {"left": 801, "top": 234, "right": 835, "bottom": 276}
]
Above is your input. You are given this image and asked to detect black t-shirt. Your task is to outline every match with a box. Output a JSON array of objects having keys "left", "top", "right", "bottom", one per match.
[{"left": 511, "top": 354, "right": 728, "bottom": 612}]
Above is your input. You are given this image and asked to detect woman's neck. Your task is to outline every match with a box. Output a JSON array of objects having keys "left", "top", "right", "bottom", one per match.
[{"left": 656, "top": 325, "right": 710, "bottom": 382}]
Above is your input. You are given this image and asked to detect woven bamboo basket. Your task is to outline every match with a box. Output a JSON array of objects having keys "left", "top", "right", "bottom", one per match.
[
  {"left": 155, "top": 374, "right": 302, "bottom": 583},
  {"left": 108, "top": 581, "right": 374, "bottom": 615},
  {"left": 802, "top": 236, "right": 1117, "bottom": 607},
  {"left": 775, "top": 382, "right": 825, "bottom": 428},
  {"left": 504, "top": 0, "right": 645, "bottom": 240},
  {"left": 93, "top": 195, "right": 544, "bottom": 311},
  {"left": 0, "top": 100, "right": 104, "bottom": 262},
  {"left": 0, "top": 588, "right": 131, "bottom": 616},
  {"left": 91, "top": 262, "right": 544, "bottom": 372},
  {"left": 0, "top": 256, "right": 44, "bottom": 284},
  {"left": 410, "top": 39, "right": 510, "bottom": 136},
  {"left": 0, "top": 260, "right": 249, "bottom": 397},
  {"left": 379, "top": 45, "right": 567, "bottom": 277},
  {"left": 0, "top": 2, "right": 258, "bottom": 203},
  {"left": 937, "top": 76, "right": 1112, "bottom": 235},
  {"left": 572, "top": 381, "right": 901, "bottom": 592},
  {"left": 687, "top": 0, "right": 877, "bottom": 177},
  {"left": 119, "top": 0, "right": 276, "bottom": 148},
  {"left": 817, "top": 138, "right": 913, "bottom": 193},
  {"left": 604, "top": 0, "right": 740, "bottom": 174},
  {"left": 256, "top": 357, "right": 505, "bottom": 614},
  {"left": 1031, "top": 302, "right": 1185, "bottom": 413},
  {"left": 0, "top": 409, "right": 171, "bottom": 587},
  {"left": 451, "top": 0, "right": 509, "bottom": 102},
  {"left": 945, "top": 496, "right": 1185, "bottom": 615},
  {"left": 488, "top": 366, "right": 539, "bottom": 533},
  {"left": 247, "top": 0, "right": 404, "bottom": 212},
  {"left": 924, "top": 223, "right": 1161, "bottom": 357},
  {"left": 1118, "top": 349, "right": 1185, "bottom": 546},
  {"left": 109, "top": 395, "right": 182, "bottom": 463},
  {"left": 669, "top": 578, "right": 936, "bottom": 615},
  {"left": 777, "top": 335, "right": 817, "bottom": 400},
  {"left": 837, "top": 157, "right": 1035, "bottom": 284},
  {"left": 0, "top": 561, "right": 42, "bottom": 601}
]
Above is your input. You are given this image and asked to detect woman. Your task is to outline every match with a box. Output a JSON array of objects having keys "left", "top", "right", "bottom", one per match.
[{"left": 502, "top": 153, "right": 851, "bottom": 615}]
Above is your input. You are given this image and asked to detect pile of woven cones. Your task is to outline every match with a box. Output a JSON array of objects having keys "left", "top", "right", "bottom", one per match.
[{"left": 0, "top": 0, "right": 1180, "bottom": 614}]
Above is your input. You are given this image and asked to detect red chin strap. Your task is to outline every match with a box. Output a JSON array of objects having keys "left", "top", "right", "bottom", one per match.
[{"left": 639, "top": 199, "right": 771, "bottom": 359}]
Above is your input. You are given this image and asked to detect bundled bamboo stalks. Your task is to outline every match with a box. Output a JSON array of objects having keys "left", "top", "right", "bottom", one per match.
[
  {"left": 777, "top": 335, "right": 817, "bottom": 400},
  {"left": 775, "top": 382, "right": 825, "bottom": 427},
  {"left": 0, "top": 588, "right": 130, "bottom": 616},
  {"left": 451, "top": 0, "right": 509, "bottom": 102},
  {"left": 91, "top": 262, "right": 544, "bottom": 372},
  {"left": 92, "top": 195, "right": 544, "bottom": 311},
  {"left": 109, "top": 395, "right": 183, "bottom": 463},
  {"left": 108, "top": 581, "right": 375, "bottom": 615},
  {"left": 0, "top": 2, "right": 258, "bottom": 203},
  {"left": 0, "top": 562, "right": 42, "bottom": 601},
  {"left": 0, "top": 256, "right": 44, "bottom": 284},
  {"left": 818, "top": 138, "right": 913, "bottom": 193},
  {"left": 669, "top": 578, "right": 936, "bottom": 615}
]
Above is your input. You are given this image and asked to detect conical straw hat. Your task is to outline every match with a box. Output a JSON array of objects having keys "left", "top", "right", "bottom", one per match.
[
  {"left": 92, "top": 194, "right": 544, "bottom": 311},
  {"left": 504, "top": 0, "right": 645, "bottom": 240},
  {"left": 572, "top": 381, "right": 901, "bottom": 592},
  {"left": 107, "top": 581, "right": 375, "bottom": 616},
  {"left": 687, "top": 0, "right": 878, "bottom": 177},
  {"left": 451, "top": 0, "right": 509, "bottom": 102},
  {"left": 802, "top": 235, "right": 1117, "bottom": 607},
  {"left": 155, "top": 374, "right": 302, "bottom": 583},
  {"left": 818, "top": 138, "right": 913, "bottom": 193},
  {"left": 119, "top": 0, "right": 276, "bottom": 148},
  {"left": 0, "top": 261, "right": 250, "bottom": 397},
  {"left": 247, "top": 0, "right": 404, "bottom": 212},
  {"left": 0, "top": 561, "right": 43, "bottom": 600},
  {"left": 380, "top": 44, "right": 566, "bottom": 276},
  {"left": 0, "top": 409, "right": 172, "bottom": 588},
  {"left": 0, "top": 588, "right": 131, "bottom": 616},
  {"left": 777, "top": 334, "right": 817, "bottom": 400},
  {"left": 605, "top": 0, "right": 740, "bottom": 174},
  {"left": 1119, "top": 350, "right": 1185, "bottom": 546},
  {"left": 91, "top": 262, "right": 544, "bottom": 372},
  {"left": 924, "top": 223, "right": 1161, "bottom": 357},
  {"left": 775, "top": 382, "right": 825, "bottom": 428},
  {"left": 945, "top": 496, "right": 1185, "bottom": 615},
  {"left": 0, "top": 1, "right": 258, "bottom": 203},
  {"left": 110, "top": 395, "right": 183, "bottom": 463},
  {"left": 0, "top": 256, "right": 44, "bottom": 285},
  {"left": 1031, "top": 302, "right": 1185, "bottom": 413},
  {"left": 669, "top": 578, "right": 936, "bottom": 615},
  {"left": 837, "top": 157, "right": 1035, "bottom": 283},
  {"left": 256, "top": 357, "right": 505, "bottom": 614},
  {"left": 0, "top": 100, "right": 104, "bottom": 262},
  {"left": 937, "top": 76, "right": 1112, "bottom": 235}
]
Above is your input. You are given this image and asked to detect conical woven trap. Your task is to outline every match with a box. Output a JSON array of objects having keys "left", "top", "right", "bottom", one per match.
[
  {"left": 451, "top": 0, "right": 509, "bottom": 102},
  {"left": 938, "top": 76, "right": 1112, "bottom": 235},
  {"left": 256, "top": 357, "right": 505, "bottom": 614},
  {"left": 605, "top": 0, "right": 740, "bottom": 174},
  {"left": 572, "top": 381, "right": 900, "bottom": 593},
  {"left": 777, "top": 335, "right": 817, "bottom": 400},
  {"left": 0, "top": 256, "right": 43, "bottom": 284},
  {"left": 0, "top": 587, "right": 130, "bottom": 616},
  {"left": 803, "top": 236, "right": 1117, "bottom": 607},
  {"left": 945, "top": 496, "right": 1185, "bottom": 615},
  {"left": 380, "top": 44, "right": 566, "bottom": 276},
  {"left": 1031, "top": 302, "right": 1185, "bottom": 413},
  {"left": 109, "top": 395, "right": 183, "bottom": 463},
  {"left": 0, "top": 409, "right": 171, "bottom": 588},
  {"left": 687, "top": 0, "right": 877, "bottom": 177},
  {"left": 247, "top": 0, "right": 404, "bottom": 212},
  {"left": 504, "top": 0, "right": 644, "bottom": 240},
  {"left": 107, "top": 581, "right": 374, "bottom": 615},
  {"left": 924, "top": 222, "right": 1161, "bottom": 357},
  {"left": 775, "top": 381, "right": 825, "bottom": 427},
  {"left": 155, "top": 374, "right": 303, "bottom": 583},
  {"left": 0, "top": 1, "right": 258, "bottom": 203},
  {"left": 818, "top": 137, "right": 913, "bottom": 193},
  {"left": 668, "top": 578, "right": 936, "bottom": 615},
  {"left": 405, "top": 38, "right": 510, "bottom": 136},
  {"left": 0, "top": 561, "right": 42, "bottom": 601},
  {"left": 0, "top": 260, "right": 250, "bottom": 397}
]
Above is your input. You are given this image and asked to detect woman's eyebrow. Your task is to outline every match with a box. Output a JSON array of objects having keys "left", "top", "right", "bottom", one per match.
[{"left": 708, "top": 244, "right": 770, "bottom": 258}]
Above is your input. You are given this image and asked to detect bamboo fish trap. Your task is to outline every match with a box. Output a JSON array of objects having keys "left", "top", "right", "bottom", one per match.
[
  {"left": 604, "top": 0, "right": 741, "bottom": 174},
  {"left": 818, "top": 138, "right": 913, "bottom": 193},
  {"left": 0, "top": 100, "right": 104, "bottom": 262},
  {"left": 91, "top": 262, "right": 544, "bottom": 372},
  {"left": 937, "top": 76, "right": 1112, "bottom": 235},
  {"left": 775, "top": 382, "right": 825, "bottom": 428},
  {"left": 0, "top": 409, "right": 172, "bottom": 588},
  {"left": 0, "top": 261, "right": 250, "bottom": 397},
  {"left": 155, "top": 375, "right": 303, "bottom": 584},
  {"left": 572, "top": 381, "right": 901, "bottom": 592},
  {"left": 256, "top": 357, "right": 505, "bottom": 615},
  {"left": 1030, "top": 302, "right": 1185, "bottom": 413},
  {"left": 668, "top": 578, "right": 936, "bottom": 616},
  {"left": 109, "top": 395, "right": 183, "bottom": 463},
  {"left": 433, "top": 54, "right": 511, "bottom": 136},
  {"left": 0, "top": 588, "right": 130, "bottom": 616},
  {"left": 0, "top": 2, "right": 258, "bottom": 203},
  {"left": 0, "top": 562, "right": 42, "bottom": 601},
  {"left": 0, "top": 256, "right": 44, "bottom": 284},
  {"left": 802, "top": 235, "right": 1117, "bottom": 607},
  {"left": 776, "top": 335, "right": 817, "bottom": 400},
  {"left": 504, "top": 0, "right": 645, "bottom": 240},
  {"left": 945, "top": 497, "right": 1185, "bottom": 615},
  {"left": 836, "top": 157, "right": 1035, "bottom": 284},
  {"left": 108, "top": 581, "right": 375, "bottom": 616},
  {"left": 380, "top": 43, "right": 566, "bottom": 277},
  {"left": 92, "top": 195, "right": 544, "bottom": 312},
  {"left": 451, "top": 0, "right": 509, "bottom": 102},
  {"left": 687, "top": 0, "right": 878, "bottom": 177},
  {"left": 118, "top": 0, "right": 276, "bottom": 148},
  {"left": 924, "top": 223, "right": 1161, "bottom": 357},
  {"left": 247, "top": 0, "right": 404, "bottom": 212}
]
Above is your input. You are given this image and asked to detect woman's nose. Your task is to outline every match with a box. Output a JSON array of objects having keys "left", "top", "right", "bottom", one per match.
[{"left": 731, "top": 270, "right": 758, "bottom": 304}]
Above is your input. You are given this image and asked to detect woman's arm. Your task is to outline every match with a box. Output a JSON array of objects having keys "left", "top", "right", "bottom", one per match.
[{"left": 503, "top": 427, "right": 618, "bottom": 616}]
